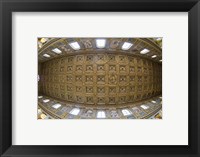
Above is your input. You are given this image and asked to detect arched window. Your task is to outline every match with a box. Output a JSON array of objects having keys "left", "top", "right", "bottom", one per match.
[
  {"left": 43, "top": 54, "right": 50, "bottom": 58},
  {"left": 52, "top": 48, "right": 62, "bottom": 54},
  {"left": 97, "top": 111, "right": 106, "bottom": 118},
  {"left": 69, "top": 42, "right": 80, "bottom": 50},
  {"left": 151, "top": 100, "right": 156, "bottom": 104},
  {"left": 43, "top": 99, "right": 50, "bottom": 103},
  {"left": 122, "top": 42, "right": 133, "bottom": 50},
  {"left": 140, "top": 48, "right": 150, "bottom": 54},
  {"left": 96, "top": 39, "right": 106, "bottom": 48},
  {"left": 122, "top": 109, "right": 132, "bottom": 116},
  {"left": 141, "top": 105, "right": 149, "bottom": 110},
  {"left": 70, "top": 108, "right": 80, "bottom": 115},
  {"left": 52, "top": 103, "right": 61, "bottom": 109}
]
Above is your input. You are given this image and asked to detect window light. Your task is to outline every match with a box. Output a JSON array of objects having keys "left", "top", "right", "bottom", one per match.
[
  {"left": 97, "top": 111, "right": 106, "bottom": 118},
  {"left": 151, "top": 100, "right": 156, "bottom": 104},
  {"left": 43, "top": 54, "right": 50, "bottom": 58},
  {"left": 151, "top": 55, "right": 157, "bottom": 58},
  {"left": 40, "top": 38, "right": 48, "bottom": 43},
  {"left": 43, "top": 99, "right": 50, "bottom": 103},
  {"left": 52, "top": 48, "right": 62, "bottom": 54},
  {"left": 40, "top": 114, "right": 47, "bottom": 119},
  {"left": 156, "top": 38, "right": 162, "bottom": 41},
  {"left": 52, "top": 103, "right": 61, "bottom": 109},
  {"left": 122, "top": 109, "right": 132, "bottom": 116},
  {"left": 38, "top": 96, "right": 43, "bottom": 99},
  {"left": 140, "top": 48, "right": 150, "bottom": 54},
  {"left": 141, "top": 105, "right": 149, "bottom": 110},
  {"left": 70, "top": 108, "right": 80, "bottom": 115},
  {"left": 122, "top": 42, "right": 133, "bottom": 50},
  {"left": 69, "top": 42, "right": 81, "bottom": 50},
  {"left": 96, "top": 39, "right": 106, "bottom": 48}
]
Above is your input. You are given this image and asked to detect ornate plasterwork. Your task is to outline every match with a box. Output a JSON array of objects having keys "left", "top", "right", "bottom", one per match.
[
  {"left": 38, "top": 38, "right": 162, "bottom": 63},
  {"left": 40, "top": 53, "right": 162, "bottom": 106},
  {"left": 38, "top": 95, "right": 162, "bottom": 119}
]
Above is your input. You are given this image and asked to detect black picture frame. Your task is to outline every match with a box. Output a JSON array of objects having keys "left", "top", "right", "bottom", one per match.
[{"left": 0, "top": 0, "right": 200, "bottom": 156}]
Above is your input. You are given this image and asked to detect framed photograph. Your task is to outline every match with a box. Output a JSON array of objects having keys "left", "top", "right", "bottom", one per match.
[
  {"left": 38, "top": 37, "right": 162, "bottom": 120},
  {"left": 0, "top": 0, "right": 199, "bottom": 157}
]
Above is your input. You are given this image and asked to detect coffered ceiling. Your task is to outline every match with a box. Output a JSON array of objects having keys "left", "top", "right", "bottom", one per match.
[{"left": 38, "top": 37, "right": 162, "bottom": 111}]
